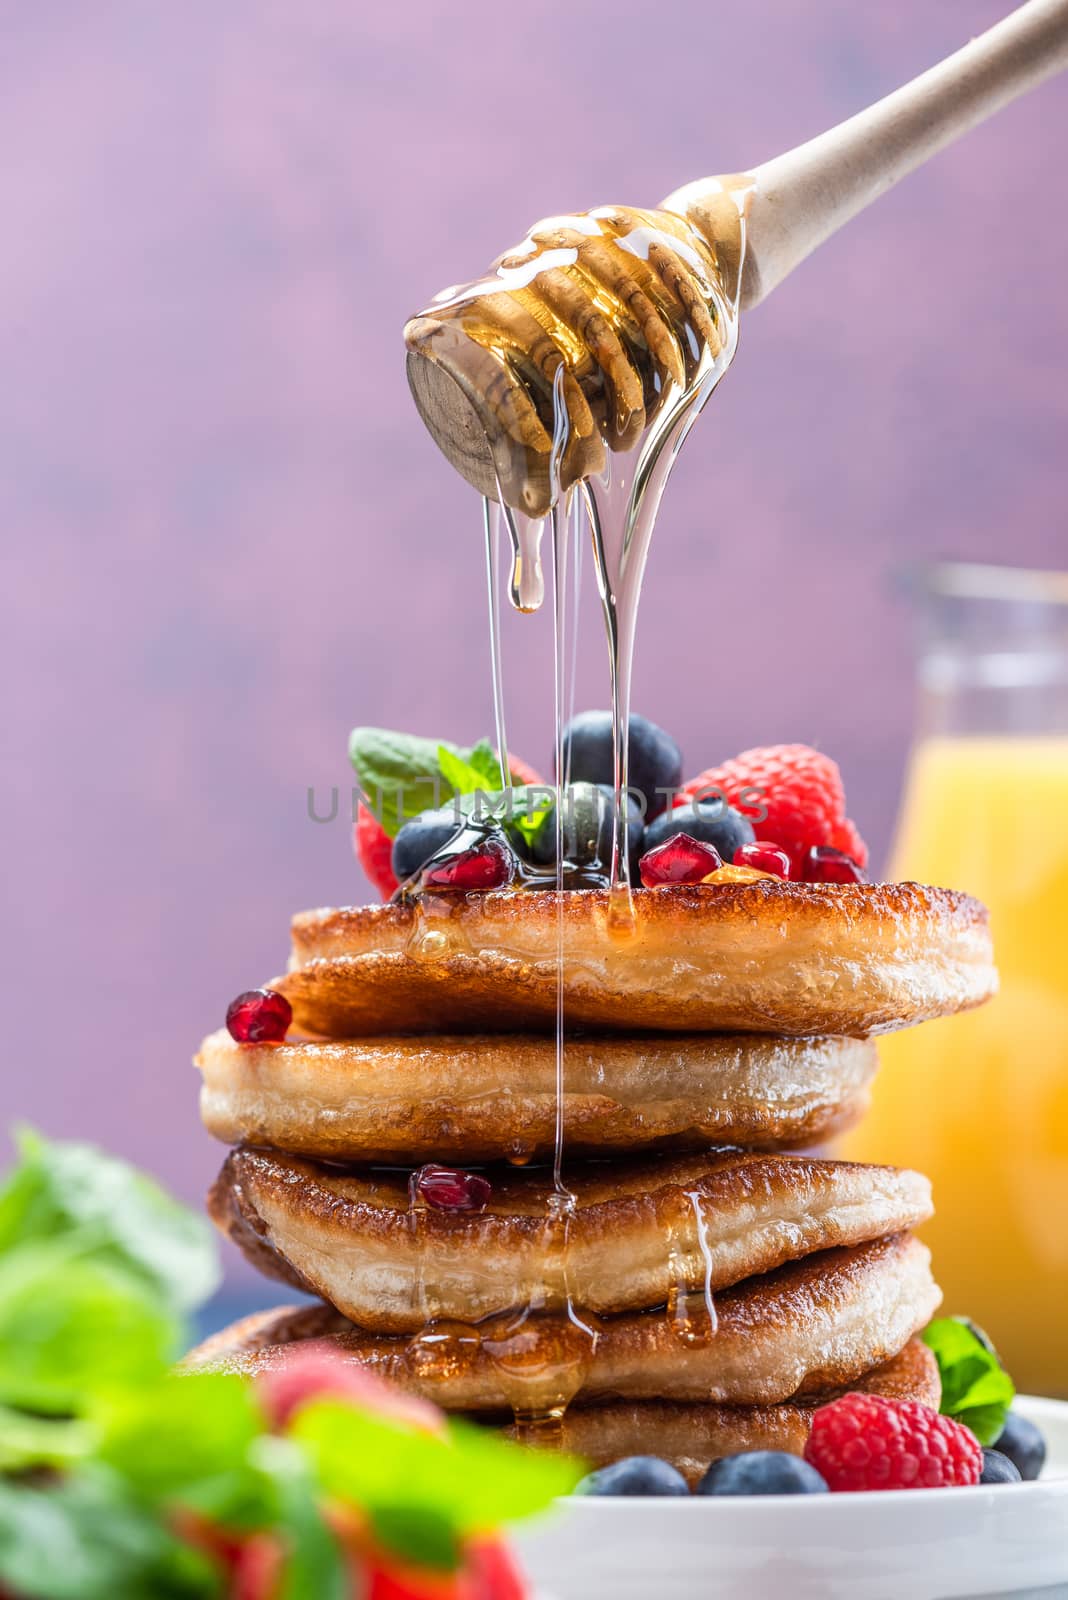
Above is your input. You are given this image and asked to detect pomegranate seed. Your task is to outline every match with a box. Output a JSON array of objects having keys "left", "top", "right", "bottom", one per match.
[
  {"left": 422, "top": 839, "right": 513, "bottom": 891},
  {"left": 639, "top": 833, "right": 722, "bottom": 887},
  {"left": 412, "top": 1164, "right": 492, "bottom": 1213},
  {"left": 804, "top": 845, "right": 868, "bottom": 884},
  {"left": 225, "top": 988, "right": 292, "bottom": 1043},
  {"left": 734, "top": 841, "right": 792, "bottom": 878}
]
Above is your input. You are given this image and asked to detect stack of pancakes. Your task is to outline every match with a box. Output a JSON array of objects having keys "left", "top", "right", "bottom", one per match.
[{"left": 194, "top": 878, "right": 996, "bottom": 1481}]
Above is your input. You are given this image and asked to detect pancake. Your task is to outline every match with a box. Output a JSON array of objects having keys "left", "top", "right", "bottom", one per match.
[
  {"left": 506, "top": 1338, "right": 941, "bottom": 1484},
  {"left": 277, "top": 881, "right": 995, "bottom": 1037},
  {"left": 197, "top": 1030, "right": 878, "bottom": 1162},
  {"left": 188, "top": 1231, "right": 940, "bottom": 1410},
  {"left": 210, "top": 1147, "right": 933, "bottom": 1333}
]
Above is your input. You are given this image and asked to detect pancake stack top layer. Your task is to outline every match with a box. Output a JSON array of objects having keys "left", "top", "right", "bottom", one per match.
[{"left": 194, "top": 878, "right": 995, "bottom": 1474}]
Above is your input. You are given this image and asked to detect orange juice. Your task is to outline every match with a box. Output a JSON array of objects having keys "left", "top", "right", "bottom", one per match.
[{"left": 843, "top": 735, "right": 1068, "bottom": 1394}]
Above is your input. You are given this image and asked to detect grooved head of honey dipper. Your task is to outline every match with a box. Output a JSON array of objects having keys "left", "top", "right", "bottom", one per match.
[
  {"left": 404, "top": 326, "right": 554, "bottom": 516},
  {"left": 403, "top": 193, "right": 752, "bottom": 517},
  {"left": 405, "top": 351, "right": 498, "bottom": 500}
]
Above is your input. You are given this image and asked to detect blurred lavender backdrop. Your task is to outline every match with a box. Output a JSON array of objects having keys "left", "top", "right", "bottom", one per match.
[{"left": 2, "top": 2, "right": 1066, "bottom": 1297}]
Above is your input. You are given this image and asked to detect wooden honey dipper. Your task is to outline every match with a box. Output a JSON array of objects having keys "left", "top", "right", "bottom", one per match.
[{"left": 404, "top": 0, "right": 1068, "bottom": 516}]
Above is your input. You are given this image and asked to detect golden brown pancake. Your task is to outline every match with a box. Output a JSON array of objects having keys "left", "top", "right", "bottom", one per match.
[
  {"left": 507, "top": 1339, "right": 941, "bottom": 1484},
  {"left": 210, "top": 1146, "right": 933, "bottom": 1333},
  {"left": 187, "top": 1232, "right": 940, "bottom": 1411},
  {"left": 197, "top": 1030, "right": 878, "bottom": 1162},
  {"left": 277, "top": 881, "right": 995, "bottom": 1038}
]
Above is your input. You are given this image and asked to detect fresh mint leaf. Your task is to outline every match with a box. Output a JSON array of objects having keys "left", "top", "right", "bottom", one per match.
[
  {"left": 349, "top": 728, "right": 460, "bottom": 837},
  {"left": 0, "top": 1129, "right": 219, "bottom": 1315},
  {"left": 291, "top": 1399, "right": 582, "bottom": 1540},
  {"left": 370, "top": 1505, "right": 459, "bottom": 1573},
  {"left": 349, "top": 726, "right": 514, "bottom": 837},
  {"left": 0, "top": 1405, "right": 94, "bottom": 1474},
  {"left": 250, "top": 1437, "right": 348, "bottom": 1600},
  {"left": 0, "top": 1242, "right": 175, "bottom": 1413},
  {"left": 443, "top": 1417, "right": 585, "bottom": 1525},
  {"left": 437, "top": 745, "right": 485, "bottom": 797},
  {"left": 0, "top": 1470, "right": 219, "bottom": 1600},
  {"left": 504, "top": 785, "right": 555, "bottom": 847},
  {"left": 463, "top": 739, "right": 506, "bottom": 791},
  {"left": 97, "top": 1373, "right": 265, "bottom": 1514},
  {"left": 921, "top": 1317, "right": 1015, "bottom": 1445}
]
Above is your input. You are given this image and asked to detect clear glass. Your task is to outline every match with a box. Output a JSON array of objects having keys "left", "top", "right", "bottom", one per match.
[{"left": 843, "top": 562, "right": 1068, "bottom": 1397}]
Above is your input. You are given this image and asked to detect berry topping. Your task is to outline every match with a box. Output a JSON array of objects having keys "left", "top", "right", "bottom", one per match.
[
  {"left": 559, "top": 711, "right": 682, "bottom": 819},
  {"left": 645, "top": 798, "right": 755, "bottom": 862},
  {"left": 392, "top": 808, "right": 467, "bottom": 884},
  {"left": 576, "top": 1456, "right": 690, "bottom": 1497},
  {"left": 639, "top": 833, "right": 722, "bottom": 887},
  {"left": 422, "top": 837, "right": 514, "bottom": 891},
  {"left": 355, "top": 801, "right": 399, "bottom": 900},
  {"left": 992, "top": 1411, "right": 1047, "bottom": 1481},
  {"left": 733, "top": 841, "right": 792, "bottom": 878},
  {"left": 225, "top": 989, "right": 292, "bottom": 1044},
  {"left": 464, "top": 1537, "right": 528, "bottom": 1600},
  {"left": 257, "top": 1347, "right": 441, "bottom": 1434},
  {"left": 804, "top": 1393, "right": 982, "bottom": 1491},
  {"left": 412, "top": 1164, "right": 492, "bottom": 1213},
  {"left": 980, "top": 1448, "right": 1022, "bottom": 1484},
  {"left": 804, "top": 845, "right": 868, "bottom": 884},
  {"left": 528, "top": 783, "right": 643, "bottom": 876},
  {"left": 679, "top": 744, "right": 868, "bottom": 877},
  {"left": 505, "top": 752, "right": 545, "bottom": 789},
  {"left": 697, "top": 1451, "right": 829, "bottom": 1496}
]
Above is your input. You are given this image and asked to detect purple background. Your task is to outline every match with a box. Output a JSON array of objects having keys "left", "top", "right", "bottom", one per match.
[{"left": 3, "top": 3, "right": 1066, "bottom": 1288}]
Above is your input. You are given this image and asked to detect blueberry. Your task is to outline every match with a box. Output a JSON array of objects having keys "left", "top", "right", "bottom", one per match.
[
  {"left": 560, "top": 711, "right": 682, "bottom": 819},
  {"left": 980, "top": 1448, "right": 1022, "bottom": 1484},
  {"left": 576, "top": 1455, "right": 690, "bottom": 1497},
  {"left": 642, "top": 800, "right": 756, "bottom": 864},
  {"left": 391, "top": 807, "right": 466, "bottom": 882},
  {"left": 529, "top": 783, "right": 643, "bottom": 875},
  {"left": 992, "top": 1411, "right": 1046, "bottom": 1481},
  {"left": 697, "top": 1451, "right": 829, "bottom": 1496}
]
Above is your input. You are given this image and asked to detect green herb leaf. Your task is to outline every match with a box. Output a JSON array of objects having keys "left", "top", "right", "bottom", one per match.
[
  {"left": 437, "top": 745, "right": 486, "bottom": 797},
  {"left": 291, "top": 1400, "right": 582, "bottom": 1543},
  {"left": 921, "top": 1317, "right": 1015, "bottom": 1445},
  {"left": 96, "top": 1373, "right": 266, "bottom": 1520},
  {"left": 370, "top": 1505, "right": 459, "bottom": 1573},
  {"left": 0, "top": 1470, "right": 220, "bottom": 1600},
  {"left": 0, "top": 1129, "right": 219, "bottom": 1315},
  {"left": 464, "top": 739, "right": 506, "bottom": 791},
  {"left": 0, "top": 1405, "right": 95, "bottom": 1474},
  {"left": 349, "top": 726, "right": 517, "bottom": 837},
  {"left": 504, "top": 785, "right": 555, "bottom": 847},
  {"left": 349, "top": 728, "right": 460, "bottom": 837},
  {"left": 0, "top": 1242, "right": 176, "bottom": 1414},
  {"left": 249, "top": 1437, "right": 348, "bottom": 1600}
]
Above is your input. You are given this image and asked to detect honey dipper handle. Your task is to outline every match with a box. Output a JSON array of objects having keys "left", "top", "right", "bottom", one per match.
[{"left": 672, "top": 0, "right": 1068, "bottom": 310}]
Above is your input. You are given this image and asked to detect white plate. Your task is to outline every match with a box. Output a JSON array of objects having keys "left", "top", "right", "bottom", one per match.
[{"left": 513, "top": 1396, "right": 1068, "bottom": 1600}]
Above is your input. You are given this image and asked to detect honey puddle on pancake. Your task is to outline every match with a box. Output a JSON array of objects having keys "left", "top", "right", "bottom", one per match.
[{"left": 397, "top": 196, "right": 748, "bottom": 1424}]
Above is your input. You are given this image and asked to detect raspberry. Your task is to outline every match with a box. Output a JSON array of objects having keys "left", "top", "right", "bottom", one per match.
[
  {"left": 355, "top": 802, "right": 399, "bottom": 900},
  {"left": 679, "top": 745, "right": 868, "bottom": 878},
  {"left": 804, "top": 1393, "right": 982, "bottom": 1491},
  {"left": 505, "top": 753, "right": 544, "bottom": 789},
  {"left": 257, "top": 1346, "right": 441, "bottom": 1434}
]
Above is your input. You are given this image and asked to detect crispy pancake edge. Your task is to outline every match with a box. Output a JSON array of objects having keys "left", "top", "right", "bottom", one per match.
[
  {"left": 275, "top": 881, "right": 996, "bottom": 1037},
  {"left": 196, "top": 1029, "right": 878, "bottom": 1160},
  {"left": 209, "top": 1145, "right": 934, "bottom": 1331}
]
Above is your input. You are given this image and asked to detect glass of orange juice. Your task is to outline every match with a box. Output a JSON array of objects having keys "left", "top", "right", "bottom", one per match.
[{"left": 842, "top": 562, "right": 1068, "bottom": 1396}]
